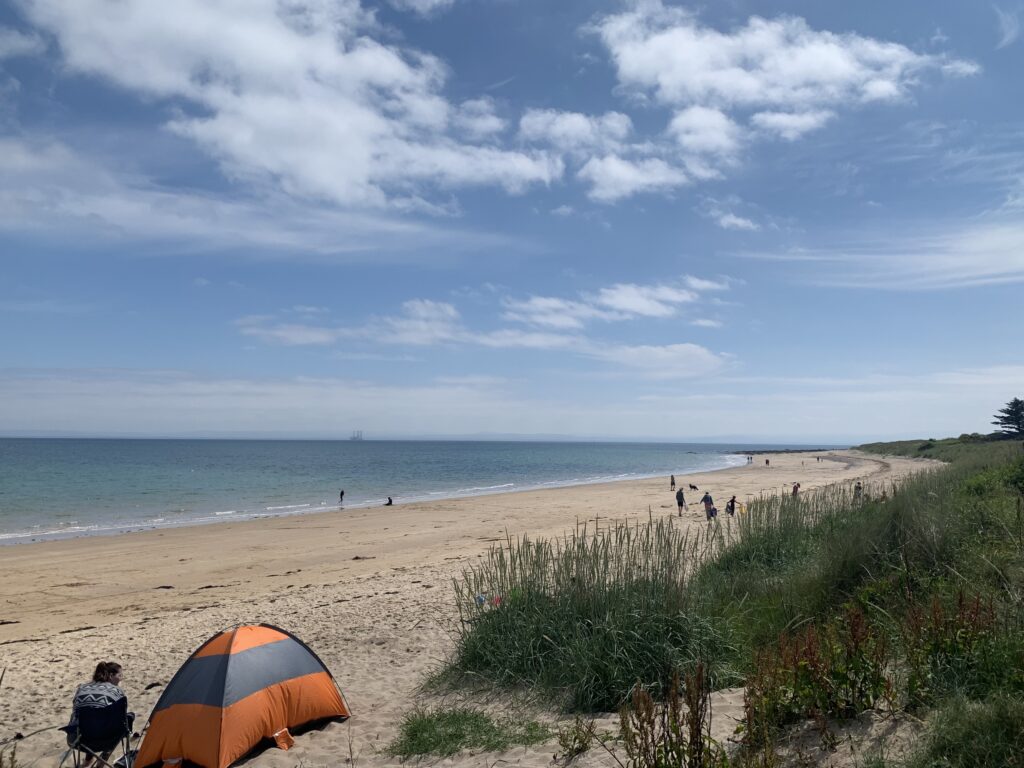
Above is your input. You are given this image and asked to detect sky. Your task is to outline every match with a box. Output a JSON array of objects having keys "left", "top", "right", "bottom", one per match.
[{"left": 0, "top": 0, "right": 1022, "bottom": 443}]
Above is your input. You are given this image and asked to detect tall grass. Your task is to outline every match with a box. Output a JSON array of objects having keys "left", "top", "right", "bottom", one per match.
[
  {"left": 901, "top": 694, "right": 1024, "bottom": 768},
  {"left": 442, "top": 438, "right": 1024, "bottom": 726},
  {"left": 443, "top": 517, "right": 735, "bottom": 710}
]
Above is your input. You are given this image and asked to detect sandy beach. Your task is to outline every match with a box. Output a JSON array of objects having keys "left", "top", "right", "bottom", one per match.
[{"left": 0, "top": 450, "right": 934, "bottom": 767}]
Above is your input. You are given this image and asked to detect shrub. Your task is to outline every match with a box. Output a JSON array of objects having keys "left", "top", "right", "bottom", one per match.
[
  {"left": 742, "top": 605, "right": 891, "bottom": 746},
  {"left": 619, "top": 665, "right": 729, "bottom": 768},
  {"left": 902, "top": 592, "right": 997, "bottom": 706}
]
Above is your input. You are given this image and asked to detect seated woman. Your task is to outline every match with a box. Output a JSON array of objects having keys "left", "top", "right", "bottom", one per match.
[{"left": 65, "top": 662, "right": 134, "bottom": 766}]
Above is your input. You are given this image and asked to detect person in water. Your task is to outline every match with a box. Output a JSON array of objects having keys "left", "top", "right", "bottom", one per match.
[{"left": 339, "top": 489, "right": 345, "bottom": 506}]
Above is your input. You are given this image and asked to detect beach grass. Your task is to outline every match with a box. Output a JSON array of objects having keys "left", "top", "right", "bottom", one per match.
[
  {"left": 441, "top": 437, "right": 1024, "bottom": 762},
  {"left": 385, "top": 707, "right": 551, "bottom": 759},
  {"left": 441, "top": 517, "right": 739, "bottom": 711},
  {"left": 899, "top": 694, "right": 1024, "bottom": 768}
]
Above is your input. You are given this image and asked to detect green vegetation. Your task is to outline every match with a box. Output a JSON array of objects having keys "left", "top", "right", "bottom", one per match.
[
  {"left": 385, "top": 707, "right": 551, "bottom": 759},
  {"left": 993, "top": 396, "right": 1024, "bottom": 437},
  {"left": 555, "top": 715, "right": 597, "bottom": 762},
  {"left": 442, "top": 519, "right": 736, "bottom": 710},
  {"left": 901, "top": 695, "right": 1024, "bottom": 768},
  {"left": 439, "top": 433, "right": 1024, "bottom": 765}
]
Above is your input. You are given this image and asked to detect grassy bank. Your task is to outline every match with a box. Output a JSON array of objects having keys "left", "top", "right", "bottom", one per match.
[{"left": 438, "top": 439, "right": 1024, "bottom": 764}]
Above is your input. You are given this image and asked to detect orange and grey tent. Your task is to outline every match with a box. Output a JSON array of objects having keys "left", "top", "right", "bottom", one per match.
[{"left": 135, "top": 624, "right": 350, "bottom": 768}]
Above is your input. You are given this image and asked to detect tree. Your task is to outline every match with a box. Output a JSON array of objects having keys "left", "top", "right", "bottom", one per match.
[{"left": 992, "top": 397, "right": 1024, "bottom": 436}]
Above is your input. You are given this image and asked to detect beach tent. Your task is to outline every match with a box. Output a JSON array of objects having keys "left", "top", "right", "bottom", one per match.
[{"left": 135, "top": 624, "right": 350, "bottom": 768}]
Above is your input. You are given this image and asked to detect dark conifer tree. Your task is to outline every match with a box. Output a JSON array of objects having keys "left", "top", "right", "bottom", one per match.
[{"left": 992, "top": 397, "right": 1024, "bottom": 436}]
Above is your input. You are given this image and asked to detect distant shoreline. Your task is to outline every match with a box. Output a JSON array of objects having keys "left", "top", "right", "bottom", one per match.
[{"left": 0, "top": 452, "right": 751, "bottom": 547}]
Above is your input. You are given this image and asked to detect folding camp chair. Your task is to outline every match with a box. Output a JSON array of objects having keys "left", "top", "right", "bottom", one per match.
[{"left": 60, "top": 696, "right": 135, "bottom": 768}]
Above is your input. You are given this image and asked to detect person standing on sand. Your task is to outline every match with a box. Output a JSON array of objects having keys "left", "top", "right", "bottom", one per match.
[
  {"left": 725, "top": 496, "right": 737, "bottom": 516},
  {"left": 670, "top": 474, "right": 676, "bottom": 491},
  {"left": 700, "top": 491, "right": 715, "bottom": 520},
  {"left": 792, "top": 482, "right": 800, "bottom": 496},
  {"left": 765, "top": 458, "right": 770, "bottom": 467},
  {"left": 675, "top": 488, "right": 686, "bottom": 515},
  {"left": 339, "top": 489, "right": 345, "bottom": 506}
]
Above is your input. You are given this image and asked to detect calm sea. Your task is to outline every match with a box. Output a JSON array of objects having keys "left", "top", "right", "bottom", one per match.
[{"left": 0, "top": 439, "right": 827, "bottom": 544}]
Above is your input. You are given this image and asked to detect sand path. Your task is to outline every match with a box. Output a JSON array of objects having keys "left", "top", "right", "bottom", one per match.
[{"left": 0, "top": 450, "right": 933, "bottom": 767}]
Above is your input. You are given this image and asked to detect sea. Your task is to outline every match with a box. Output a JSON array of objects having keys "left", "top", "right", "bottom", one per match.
[{"left": 0, "top": 438, "right": 837, "bottom": 545}]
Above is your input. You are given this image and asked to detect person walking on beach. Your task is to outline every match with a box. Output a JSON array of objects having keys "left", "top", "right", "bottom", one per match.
[
  {"left": 675, "top": 488, "right": 686, "bottom": 516},
  {"left": 700, "top": 491, "right": 715, "bottom": 520},
  {"left": 725, "top": 495, "right": 737, "bottom": 516},
  {"left": 765, "top": 458, "right": 770, "bottom": 467},
  {"left": 339, "top": 489, "right": 345, "bottom": 506},
  {"left": 670, "top": 474, "right": 676, "bottom": 491}
]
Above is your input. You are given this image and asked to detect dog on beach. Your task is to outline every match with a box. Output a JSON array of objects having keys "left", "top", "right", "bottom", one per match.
[{"left": 688, "top": 484, "right": 699, "bottom": 491}]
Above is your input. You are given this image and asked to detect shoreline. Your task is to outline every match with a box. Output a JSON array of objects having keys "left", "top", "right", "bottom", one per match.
[
  {"left": 0, "top": 449, "right": 935, "bottom": 767},
  {"left": 0, "top": 452, "right": 754, "bottom": 547}
]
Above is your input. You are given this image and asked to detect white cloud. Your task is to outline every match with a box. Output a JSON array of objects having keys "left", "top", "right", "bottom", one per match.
[
  {"left": 0, "top": 137, "right": 513, "bottom": 257},
  {"left": 504, "top": 278, "right": 715, "bottom": 329},
  {"left": 502, "top": 296, "right": 620, "bottom": 330},
  {"left": 691, "top": 318, "right": 722, "bottom": 328},
  {"left": 237, "top": 319, "right": 346, "bottom": 346},
  {"left": 0, "top": 27, "right": 45, "bottom": 59},
  {"left": 715, "top": 212, "right": 759, "bottom": 231},
  {"left": 578, "top": 155, "right": 688, "bottom": 202},
  {"left": 21, "top": 0, "right": 562, "bottom": 209},
  {"left": 594, "top": 283, "right": 697, "bottom": 316},
  {"left": 667, "top": 106, "right": 742, "bottom": 158},
  {"left": 594, "top": 3, "right": 978, "bottom": 112},
  {"left": 684, "top": 275, "right": 730, "bottom": 291},
  {"left": 551, "top": 205, "right": 575, "bottom": 217},
  {"left": 751, "top": 110, "right": 835, "bottom": 141},
  {"left": 387, "top": 0, "right": 455, "bottom": 15},
  {"left": 585, "top": 342, "right": 728, "bottom": 378},
  {"left": 519, "top": 109, "right": 633, "bottom": 154},
  {"left": 586, "top": 1, "right": 979, "bottom": 189},
  {"left": 453, "top": 97, "right": 507, "bottom": 140},
  {"left": 994, "top": 5, "right": 1022, "bottom": 48},
  {"left": 697, "top": 197, "right": 760, "bottom": 231},
  {"left": 749, "top": 220, "right": 1024, "bottom": 289}
]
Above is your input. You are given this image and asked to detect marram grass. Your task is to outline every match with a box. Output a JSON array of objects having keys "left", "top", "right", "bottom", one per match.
[{"left": 444, "top": 516, "right": 736, "bottom": 711}]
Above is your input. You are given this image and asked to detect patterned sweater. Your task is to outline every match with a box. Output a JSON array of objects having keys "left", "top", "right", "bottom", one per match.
[{"left": 67, "top": 682, "right": 126, "bottom": 728}]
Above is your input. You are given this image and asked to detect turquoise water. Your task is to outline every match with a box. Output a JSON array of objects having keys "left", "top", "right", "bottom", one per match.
[{"left": 0, "top": 439, "right": 830, "bottom": 544}]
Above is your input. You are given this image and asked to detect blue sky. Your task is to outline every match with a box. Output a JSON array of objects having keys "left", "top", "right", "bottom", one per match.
[{"left": 1, "top": 0, "right": 1022, "bottom": 442}]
